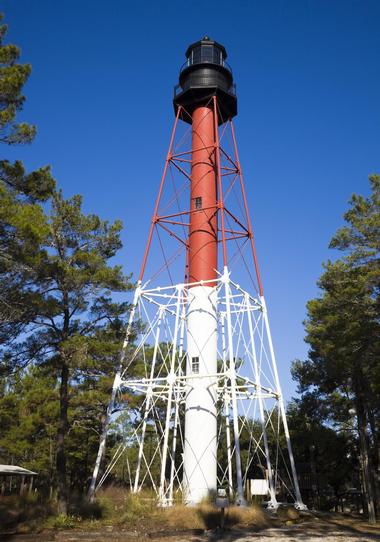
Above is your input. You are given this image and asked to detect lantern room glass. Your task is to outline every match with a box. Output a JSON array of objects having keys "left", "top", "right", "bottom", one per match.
[{"left": 188, "top": 44, "right": 224, "bottom": 67}]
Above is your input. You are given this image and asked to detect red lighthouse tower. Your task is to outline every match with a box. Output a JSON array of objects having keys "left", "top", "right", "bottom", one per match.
[
  {"left": 174, "top": 37, "right": 236, "bottom": 286},
  {"left": 89, "top": 37, "right": 306, "bottom": 511}
]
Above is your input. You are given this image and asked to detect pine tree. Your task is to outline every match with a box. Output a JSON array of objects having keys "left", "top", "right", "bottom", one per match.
[
  {"left": 0, "top": 12, "right": 133, "bottom": 514},
  {"left": 0, "top": 12, "right": 55, "bottom": 334},
  {"left": 1, "top": 190, "right": 132, "bottom": 513},
  {"left": 0, "top": 12, "right": 35, "bottom": 145},
  {"left": 293, "top": 176, "right": 380, "bottom": 522}
]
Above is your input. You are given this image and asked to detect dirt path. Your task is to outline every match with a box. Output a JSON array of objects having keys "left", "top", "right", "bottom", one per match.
[
  {"left": 200, "top": 524, "right": 380, "bottom": 541},
  {"left": 2, "top": 532, "right": 380, "bottom": 541},
  {"left": 2, "top": 513, "right": 380, "bottom": 542}
]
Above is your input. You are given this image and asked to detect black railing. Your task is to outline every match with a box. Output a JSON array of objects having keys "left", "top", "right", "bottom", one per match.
[{"left": 179, "top": 58, "right": 233, "bottom": 75}]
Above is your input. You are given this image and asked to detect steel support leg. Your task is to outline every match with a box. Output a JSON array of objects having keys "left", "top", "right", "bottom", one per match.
[
  {"left": 88, "top": 285, "right": 141, "bottom": 501},
  {"left": 261, "top": 296, "right": 307, "bottom": 510},
  {"left": 246, "top": 294, "right": 278, "bottom": 508},
  {"left": 134, "top": 308, "right": 163, "bottom": 492},
  {"left": 168, "top": 303, "right": 186, "bottom": 505},
  {"left": 221, "top": 314, "right": 233, "bottom": 498},
  {"left": 223, "top": 267, "right": 246, "bottom": 505},
  {"left": 158, "top": 286, "right": 182, "bottom": 506}
]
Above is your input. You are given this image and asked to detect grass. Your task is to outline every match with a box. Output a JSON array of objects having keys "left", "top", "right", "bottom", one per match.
[
  {"left": 46, "top": 513, "right": 79, "bottom": 529},
  {"left": 0, "top": 486, "right": 269, "bottom": 534},
  {"left": 161, "top": 502, "right": 269, "bottom": 531},
  {"left": 91, "top": 487, "right": 269, "bottom": 532},
  {"left": 0, "top": 493, "right": 53, "bottom": 533},
  {"left": 5, "top": 487, "right": 379, "bottom": 539}
]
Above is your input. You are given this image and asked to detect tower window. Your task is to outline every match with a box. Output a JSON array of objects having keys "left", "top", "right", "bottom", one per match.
[
  {"left": 195, "top": 197, "right": 202, "bottom": 210},
  {"left": 192, "top": 356, "right": 199, "bottom": 373}
]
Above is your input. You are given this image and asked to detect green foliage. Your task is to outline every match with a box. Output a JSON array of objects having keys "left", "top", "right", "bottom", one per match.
[
  {"left": 0, "top": 8, "right": 135, "bottom": 518},
  {"left": 330, "top": 175, "right": 380, "bottom": 265},
  {"left": 287, "top": 400, "right": 357, "bottom": 499},
  {"left": 293, "top": 176, "right": 379, "bottom": 416},
  {"left": 0, "top": 160, "right": 55, "bottom": 201},
  {"left": 120, "top": 492, "right": 156, "bottom": 524},
  {"left": 292, "top": 175, "right": 380, "bottom": 517},
  {"left": 0, "top": 14, "right": 55, "bottom": 341},
  {"left": 48, "top": 513, "right": 79, "bottom": 529},
  {"left": 0, "top": 186, "right": 133, "bottom": 512},
  {"left": 0, "top": 13, "right": 36, "bottom": 144},
  {"left": 0, "top": 366, "right": 58, "bottom": 482}
]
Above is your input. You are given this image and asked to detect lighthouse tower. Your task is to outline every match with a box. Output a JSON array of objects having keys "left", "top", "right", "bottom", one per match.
[
  {"left": 173, "top": 37, "right": 236, "bottom": 505},
  {"left": 89, "top": 37, "right": 306, "bottom": 510}
]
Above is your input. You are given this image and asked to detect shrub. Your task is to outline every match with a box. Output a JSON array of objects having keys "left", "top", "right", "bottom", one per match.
[
  {"left": 48, "top": 513, "right": 79, "bottom": 529},
  {"left": 120, "top": 491, "right": 157, "bottom": 524}
]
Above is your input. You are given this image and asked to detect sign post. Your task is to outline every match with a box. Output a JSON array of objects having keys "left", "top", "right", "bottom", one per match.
[{"left": 216, "top": 488, "right": 229, "bottom": 530}]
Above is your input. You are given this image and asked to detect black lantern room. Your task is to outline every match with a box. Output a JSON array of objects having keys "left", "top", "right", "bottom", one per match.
[{"left": 173, "top": 36, "right": 237, "bottom": 124}]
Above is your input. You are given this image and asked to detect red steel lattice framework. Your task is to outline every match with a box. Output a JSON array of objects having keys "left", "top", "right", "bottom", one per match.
[{"left": 138, "top": 96, "right": 264, "bottom": 296}]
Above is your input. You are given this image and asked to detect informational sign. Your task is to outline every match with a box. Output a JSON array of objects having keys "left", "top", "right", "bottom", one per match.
[
  {"left": 250, "top": 479, "right": 269, "bottom": 496},
  {"left": 216, "top": 488, "right": 229, "bottom": 508}
]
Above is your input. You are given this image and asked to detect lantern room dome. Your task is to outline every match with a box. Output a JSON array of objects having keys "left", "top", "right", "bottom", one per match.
[{"left": 173, "top": 36, "right": 237, "bottom": 124}]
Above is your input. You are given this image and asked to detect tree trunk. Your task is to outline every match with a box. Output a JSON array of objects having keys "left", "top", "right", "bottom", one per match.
[
  {"left": 356, "top": 395, "right": 376, "bottom": 523},
  {"left": 56, "top": 361, "right": 69, "bottom": 514},
  {"left": 368, "top": 408, "right": 380, "bottom": 512},
  {"left": 49, "top": 435, "right": 54, "bottom": 501},
  {"left": 309, "top": 443, "right": 319, "bottom": 510}
]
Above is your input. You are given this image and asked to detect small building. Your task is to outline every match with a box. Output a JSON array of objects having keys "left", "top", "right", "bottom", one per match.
[{"left": 0, "top": 465, "right": 38, "bottom": 495}]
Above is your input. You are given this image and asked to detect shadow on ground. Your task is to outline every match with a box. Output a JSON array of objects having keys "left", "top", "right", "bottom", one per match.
[{"left": 2, "top": 510, "right": 380, "bottom": 541}]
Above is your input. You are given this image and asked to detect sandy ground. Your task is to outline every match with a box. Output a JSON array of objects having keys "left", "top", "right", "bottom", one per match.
[
  {"left": 197, "top": 525, "right": 380, "bottom": 541},
  {"left": 3, "top": 532, "right": 380, "bottom": 541},
  {"left": 2, "top": 513, "right": 380, "bottom": 541}
]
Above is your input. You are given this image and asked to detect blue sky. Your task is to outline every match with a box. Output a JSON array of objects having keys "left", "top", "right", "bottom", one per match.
[{"left": 3, "top": 0, "right": 380, "bottom": 399}]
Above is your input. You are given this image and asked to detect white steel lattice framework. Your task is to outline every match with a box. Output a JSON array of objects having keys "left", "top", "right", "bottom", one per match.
[{"left": 88, "top": 95, "right": 307, "bottom": 510}]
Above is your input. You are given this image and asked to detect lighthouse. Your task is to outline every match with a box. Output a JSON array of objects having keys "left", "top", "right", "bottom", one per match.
[
  {"left": 173, "top": 37, "right": 237, "bottom": 504},
  {"left": 89, "top": 37, "right": 306, "bottom": 511}
]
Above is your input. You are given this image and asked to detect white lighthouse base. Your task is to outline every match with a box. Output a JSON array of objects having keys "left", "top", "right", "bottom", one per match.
[{"left": 183, "top": 285, "right": 217, "bottom": 505}]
